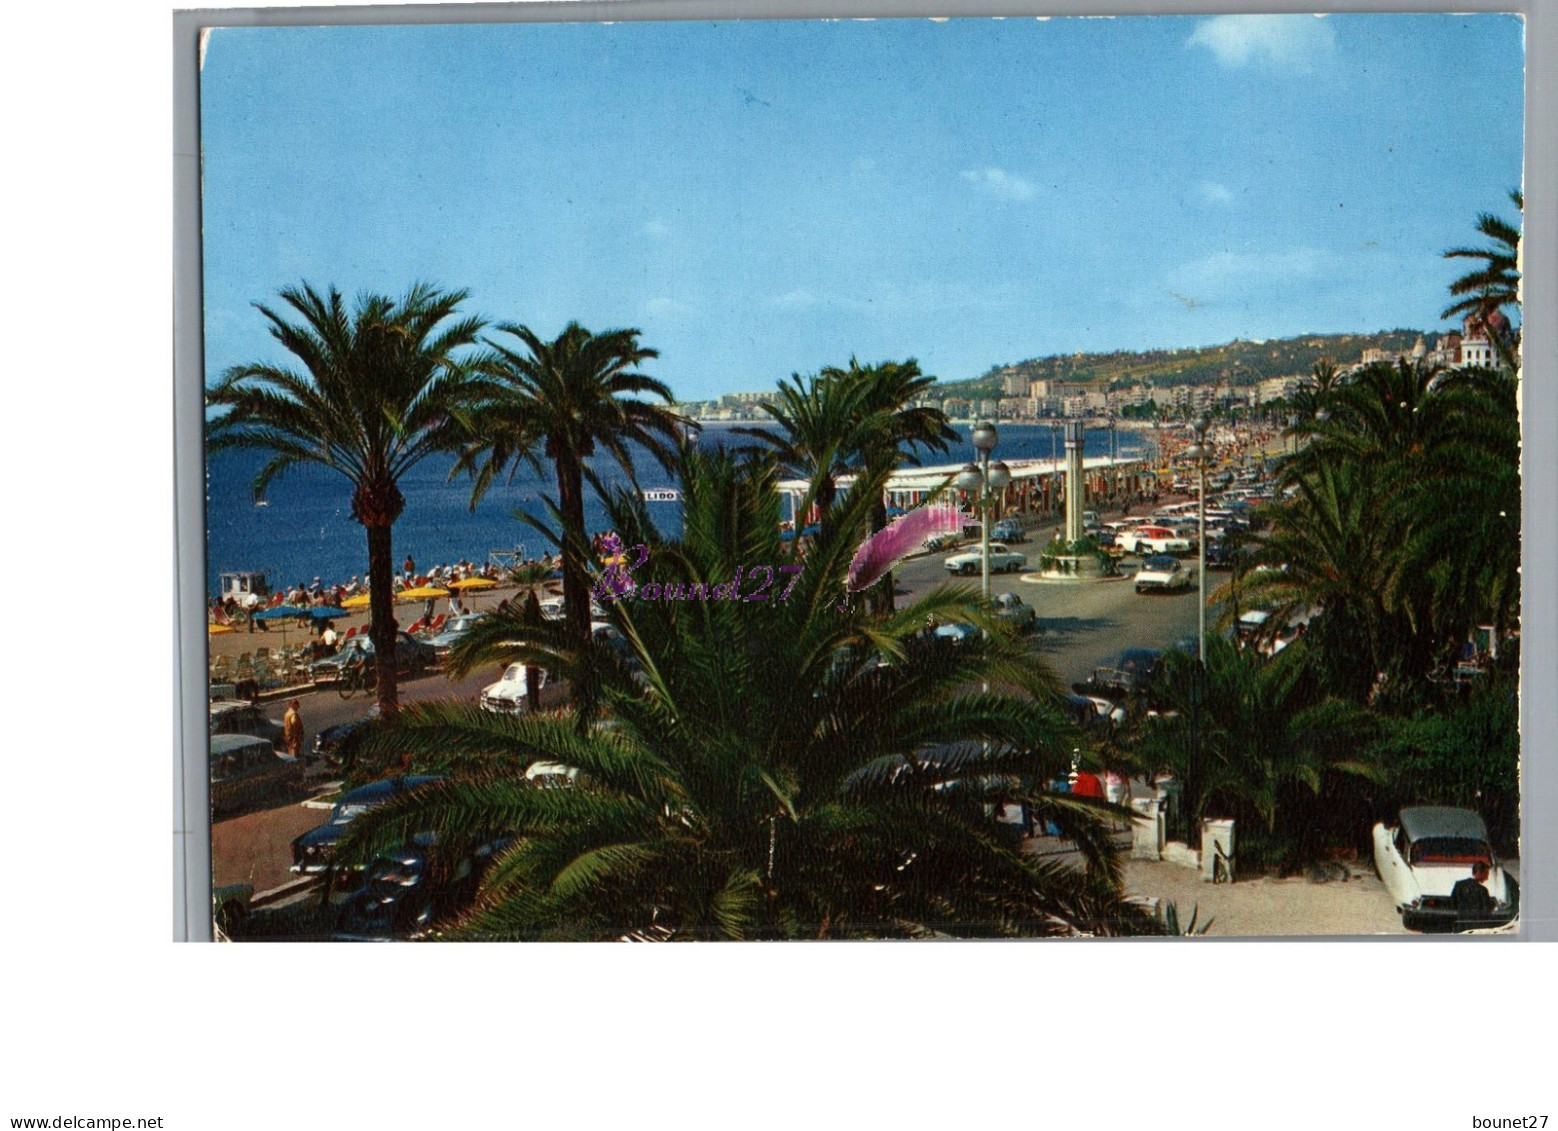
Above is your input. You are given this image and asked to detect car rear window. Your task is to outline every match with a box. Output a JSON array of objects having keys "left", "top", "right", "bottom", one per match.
[{"left": 1410, "top": 837, "right": 1491, "bottom": 865}]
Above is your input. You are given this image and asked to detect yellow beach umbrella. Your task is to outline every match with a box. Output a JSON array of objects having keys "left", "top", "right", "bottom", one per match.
[
  {"left": 208, "top": 622, "right": 236, "bottom": 635},
  {"left": 341, "top": 593, "right": 373, "bottom": 610},
  {"left": 449, "top": 576, "right": 498, "bottom": 590},
  {"left": 398, "top": 585, "right": 451, "bottom": 601}
]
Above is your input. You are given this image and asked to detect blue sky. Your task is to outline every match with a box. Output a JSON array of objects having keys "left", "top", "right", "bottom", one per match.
[{"left": 200, "top": 13, "right": 1524, "bottom": 401}]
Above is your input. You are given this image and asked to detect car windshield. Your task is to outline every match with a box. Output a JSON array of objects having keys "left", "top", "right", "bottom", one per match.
[
  {"left": 1143, "top": 556, "right": 1178, "bottom": 570},
  {"left": 1410, "top": 837, "right": 1492, "bottom": 865}
]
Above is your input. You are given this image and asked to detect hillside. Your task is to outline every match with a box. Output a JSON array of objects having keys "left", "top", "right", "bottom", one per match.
[{"left": 935, "top": 330, "right": 1432, "bottom": 399}]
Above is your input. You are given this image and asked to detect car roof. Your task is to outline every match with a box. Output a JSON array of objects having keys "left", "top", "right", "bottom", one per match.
[
  {"left": 209, "top": 699, "right": 255, "bottom": 716},
  {"left": 338, "top": 775, "right": 444, "bottom": 805},
  {"left": 209, "top": 733, "right": 273, "bottom": 757},
  {"left": 1400, "top": 806, "right": 1489, "bottom": 843}
]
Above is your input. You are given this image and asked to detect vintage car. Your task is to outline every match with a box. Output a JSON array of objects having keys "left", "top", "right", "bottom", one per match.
[
  {"left": 1373, "top": 806, "right": 1517, "bottom": 930},
  {"left": 309, "top": 632, "right": 435, "bottom": 684},
  {"left": 290, "top": 775, "right": 444, "bottom": 874},
  {"left": 479, "top": 662, "right": 551, "bottom": 714},
  {"left": 991, "top": 519, "right": 1028, "bottom": 544},
  {"left": 990, "top": 591, "right": 1037, "bottom": 631},
  {"left": 209, "top": 699, "right": 285, "bottom": 750},
  {"left": 212, "top": 882, "right": 254, "bottom": 940},
  {"left": 423, "top": 612, "right": 486, "bottom": 659},
  {"left": 932, "top": 621, "right": 980, "bottom": 646},
  {"left": 311, "top": 705, "right": 380, "bottom": 768},
  {"left": 944, "top": 542, "right": 1027, "bottom": 576},
  {"left": 210, "top": 733, "right": 303, "bottom": 817},
  {"left": 1115, "top": 525, "right": 1192, "bottom": 556},
  {"left": 1134, "top": 555, "right": 1193, "bottom": 594}
]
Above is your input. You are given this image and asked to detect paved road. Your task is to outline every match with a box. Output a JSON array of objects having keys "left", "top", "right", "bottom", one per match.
[
  {"left": 219, "top": 509, "right": 1217, "bottom": 903},
  {"left": 891, "top": 515, "right": 1207, "bottom": 687}
]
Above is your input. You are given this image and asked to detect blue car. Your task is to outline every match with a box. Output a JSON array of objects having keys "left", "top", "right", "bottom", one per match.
[{"left": 290, "top": 776, "right": 443, "bottom": 874}]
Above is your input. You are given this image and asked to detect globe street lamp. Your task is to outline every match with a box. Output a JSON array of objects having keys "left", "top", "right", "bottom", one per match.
[
  {"left": 956, "top": 422, "right": 1010, "bottom": 603},
  {"left": 1184, "top": 412, "right": 1213, "bottom": 848},
  {"left": 1185, "top": 413, "right": 1212, "bottom": 664}
]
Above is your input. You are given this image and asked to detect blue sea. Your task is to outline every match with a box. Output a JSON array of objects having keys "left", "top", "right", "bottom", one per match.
[{"left": 205, "top": 424, "right": 1149, "bottom": 594}]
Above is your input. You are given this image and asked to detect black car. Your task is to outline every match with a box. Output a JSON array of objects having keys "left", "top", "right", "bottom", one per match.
[
  {"left": 312, "top": 705, "right": 380, "bottom": 767},
  {"left": 330, "top": 839, "right": 502, "bottom": 940},
  {"left": 310, "top": 633, "right": 435, "bottom": 685},
  {"left": 290, "top": 775, "right": 443, "bottom": 874},
  {"left": 1072, "top": 647, "right": 1163, "bottom": 702}
]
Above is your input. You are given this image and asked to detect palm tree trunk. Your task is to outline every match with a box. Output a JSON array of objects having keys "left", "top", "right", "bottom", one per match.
[
  {"left": 366, "top": 522, "right": 399, "bottom": 714},
  {"left": 555, "top": 451, "right": 595, "bottom": 708}
]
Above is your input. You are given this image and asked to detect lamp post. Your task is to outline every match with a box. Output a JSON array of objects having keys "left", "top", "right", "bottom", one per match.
[
  {"left": 1183, "top": 412, "right": 1213, "bottom": 848},
  {"left": 1186, "top": 413, "right": 1212, "bottom": 663},
  {"left": 956, "top": 422, "right": 1011, "bottom": 603}
]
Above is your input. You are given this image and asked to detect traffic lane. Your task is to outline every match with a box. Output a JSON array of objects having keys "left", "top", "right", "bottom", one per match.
[
  {"left": 212, "top": 795, "right": 329, "bottom": 892},
  {"left": 892, "top": 547, "right": 1202, "bottom": 688}
]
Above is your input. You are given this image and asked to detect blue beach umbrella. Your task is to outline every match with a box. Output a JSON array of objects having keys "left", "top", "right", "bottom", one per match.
[
  {"left": 307, "top": 606, "right": 347, "bottom": 620},
  {"left": 253, "top": 605, "right": 308, "bottom": 620}
]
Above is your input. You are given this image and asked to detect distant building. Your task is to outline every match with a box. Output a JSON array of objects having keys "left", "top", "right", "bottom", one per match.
[
  {"left": 999, "top": 371, "right": 1030, "bottom": 396},
  {"left": 1459, "top": 311, "right": 1509, "bottom": 368}
]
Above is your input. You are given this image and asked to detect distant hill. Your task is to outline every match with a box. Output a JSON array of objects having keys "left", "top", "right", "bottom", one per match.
[{"left": 935, "top": 330, "right": 1433, "bottom": 399}]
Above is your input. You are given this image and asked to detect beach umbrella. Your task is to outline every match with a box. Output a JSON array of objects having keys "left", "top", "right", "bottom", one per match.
[
  {"left": 341, "top": 593, "right": 373, "bottom": 610},
  {"left": 397, "top": 585, "right": 451, "bottom": 601},
  {"left": 208, "top": 623, "right": 235, "bottom": 635},
  {"left": 252, "top": 605, "right": 308, "bottom": 620},
  {"left": 448, "top": 577, "right": 497, "bottom": 590},
  {"left": 307, "top": 606, "right": 347, "bottom": 619}
]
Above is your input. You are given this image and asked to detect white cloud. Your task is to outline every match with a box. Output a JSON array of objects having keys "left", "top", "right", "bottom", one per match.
[
  {"left": 1187, "top": 15, "right": 1337, "bottom": 73},
  {"left": 960, "top": 166, "right": 1037, "bottom": 202},
  {"left": 1198, "top": 181, "right": 1233, "bottom": 205}
]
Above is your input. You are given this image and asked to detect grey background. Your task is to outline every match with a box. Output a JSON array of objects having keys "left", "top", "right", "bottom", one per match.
[{"left": 172, "top": 0, "right": 1556, "bottom": 941}]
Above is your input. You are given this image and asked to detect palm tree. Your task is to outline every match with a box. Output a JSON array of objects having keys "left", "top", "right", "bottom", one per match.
[
  {"left": 456, "top": 322, "right": 685, "bottom": 706},
  {"left": 206, "top": 283, "right": 489, "bottom": 712},
  {"left": 1442, "top": 189, "right": 1522, "bottom": 323},
  {"left": 1128, "top": 637, "right": 1385, "bottom": 871},
  {"left": 340, "top": 451, "right": 1152, "bottom": 938},
  {"left": 736, "top": 359, "right": 954, "bottom": 599}
]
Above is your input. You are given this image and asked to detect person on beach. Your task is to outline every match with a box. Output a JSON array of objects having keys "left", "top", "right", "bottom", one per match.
[
  {"left": 403, "top": 554, "right": 415, "bottom": 577},
  {"left": 282, "top": 699, "right": 304, "bottom": 761}
]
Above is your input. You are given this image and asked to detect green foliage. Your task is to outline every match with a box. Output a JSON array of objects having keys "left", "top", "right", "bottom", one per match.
[
  {"left": 343, "top": 448, "right": 1154, "bottom": 939},
  {"left": 1126, "top": 638, "right": 1387, "bottom": 871}
]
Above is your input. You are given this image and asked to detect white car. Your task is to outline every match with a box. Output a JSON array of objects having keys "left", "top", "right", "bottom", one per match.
[
  {"left": 944, "top": 542, "right": 1027, "bottom": 576},
  {"left": 1134, "top": 555, "right": 1193, "bottom": 594},
  {"left": 1373, "top": 807, "right": 1517, "bottom": 931},
  {"left": 1116, "top": 525, "right": 1192, "bottom": 555},
  {"left": 479, "top": 662, "right": 550, "bottom": 714}
]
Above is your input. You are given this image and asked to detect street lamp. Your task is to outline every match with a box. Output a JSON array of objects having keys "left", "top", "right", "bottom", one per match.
[
  {"left": 1183, "top": 412, "right": 1213, "bottom": 849},
  {"left": 956, "top": 422, "right": 1010, "bottom": 602},
  {"left": 1185, "top": 413, "right": 1212, "bottom": 663}
]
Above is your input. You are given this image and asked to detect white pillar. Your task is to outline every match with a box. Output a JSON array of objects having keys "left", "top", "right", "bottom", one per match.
[{"left": 1063, "top": 421, "right": 1085, "bottom": 544}]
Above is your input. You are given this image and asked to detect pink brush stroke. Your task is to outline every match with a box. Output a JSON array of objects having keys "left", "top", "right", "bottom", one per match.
[{"left": 845, "top": 500, "right": 963, "bottom": 594}]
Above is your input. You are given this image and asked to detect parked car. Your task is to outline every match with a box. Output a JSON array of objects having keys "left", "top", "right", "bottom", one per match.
[
  {"left": 1203, "top": 541, "right": 1242, "bottom": 570},
  {"left": 210, "top": 733, "right": 303, "bottom": 816},
  {"left": 290, "top": 775, "right": 444, "bottom": 874},
  {"left": 944, "top": 542, "right": 1027, "bottom": 575},
  {"left": 991, "top": 519, "right": 1028, "bottom": 544},
  {"left": 310, "top": 633, "right": 435, "bottom": 684},
  {"left": 1135, "top": 555, "right": 1193, "bottom": 594},
  {"left": 423, "top": 613, "right": 486, "bottom": 659},
  {"left": 312, "top": 705, "right": 380, "bottom": 768},
  {"left": 1373, "top": 806, "right": 1517, "bottom": 930},
  {"left": 932, "top": 621, "right": 980, "bottom": 646},
  {"left": 922, "top": 533, "right": 955, "bottom": 553},
  {"left": 1116, "top": 525, "right": 1192, "bottom": 556},
  {"left": 330, "top": 841, "right": 499, "bottom": 941},
  {"left": 479, "top": 662, "right": 550, "bottom": 714},
  {"left": 990, "top": 591, "right": 1036, "bottom": 631},
  {"left": 1072, "top": 647, "right": 1163, "bottom": 702},
  {"left": 213, "top": 882, "right": 254, "bottom": 940},
  {"left": 209, "top": 699, "right": 285, "bottom": 750},
  {"left": 1064, "top": 693, "right": 1125, "bottom": 730}
]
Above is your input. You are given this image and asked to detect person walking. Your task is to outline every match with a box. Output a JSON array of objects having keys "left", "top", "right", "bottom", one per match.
[{"left": 282, "top": 699, "right": 305, "bottom": 762}]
